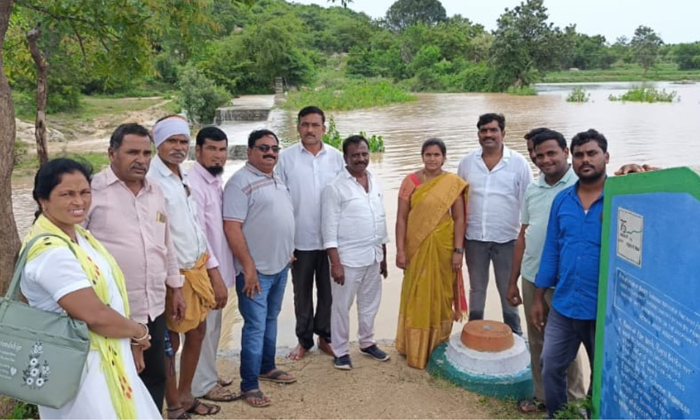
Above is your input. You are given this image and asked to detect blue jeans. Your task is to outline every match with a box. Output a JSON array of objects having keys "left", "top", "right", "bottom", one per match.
[
  {"left": 541, "top": 307, "right": 595, "bottom": 418},
  {"left": 236, "top": 266, "right": 288, "bottom": 392}
]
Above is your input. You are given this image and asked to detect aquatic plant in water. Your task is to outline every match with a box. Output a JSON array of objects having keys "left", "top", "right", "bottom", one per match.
[
  {"left": 566, "top": 87, "right": 591, "bottom": 102},
  {"left": 608, "top": 86, "right": 678, "bottom": 103},
  {"left": 323, "top": 116, "right": 384, "bottom": 153}
]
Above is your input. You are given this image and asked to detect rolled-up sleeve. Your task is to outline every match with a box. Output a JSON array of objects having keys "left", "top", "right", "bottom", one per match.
[
  {"left": 321, "top": 184, "right": 341, "bottom": 249},
  {"left": 535, "top": 196, "right": 561, "bottom": 289}
]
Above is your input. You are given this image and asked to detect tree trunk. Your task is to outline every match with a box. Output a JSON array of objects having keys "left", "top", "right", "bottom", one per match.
[
  {"left": 27, "top": 25, "right": 49, "bottom": 165},
  {"left": 0, "top": 0, "right": 21, "bottom": 296}
]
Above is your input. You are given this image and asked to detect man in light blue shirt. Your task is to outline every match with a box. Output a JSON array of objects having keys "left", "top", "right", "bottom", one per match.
[{"left": 506, "top": 129, "right": 586, "bottom": 413}]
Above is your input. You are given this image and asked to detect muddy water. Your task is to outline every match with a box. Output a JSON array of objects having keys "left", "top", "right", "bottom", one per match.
[{"left": 11, "top": 82, "right": 700, "bottom": 358}]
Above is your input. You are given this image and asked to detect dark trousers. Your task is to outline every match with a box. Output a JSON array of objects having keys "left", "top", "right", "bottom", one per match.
[
  {"left": 541, "top": 308, "right": 596, "bottom": 419},
  {"left": 292, "top": 249, "right": 332, "bottom": 349},
  {"left": 140, "top": 313, "right": 166, "bottom": 412},
  {"left": 465, "top": 239, "right": 522, "bottom": 335}
]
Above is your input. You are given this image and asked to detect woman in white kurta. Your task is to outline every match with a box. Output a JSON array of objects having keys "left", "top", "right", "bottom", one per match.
[{"left": 20, "top": 158, "right": 162, "bottom": 419}]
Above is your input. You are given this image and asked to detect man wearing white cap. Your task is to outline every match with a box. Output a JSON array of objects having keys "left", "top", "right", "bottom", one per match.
[{"left": 147, "top": 115, "right": 221, "bottom": 418}]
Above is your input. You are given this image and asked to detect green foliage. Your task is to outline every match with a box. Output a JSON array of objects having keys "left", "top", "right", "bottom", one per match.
[
  {"left": 566, "top": 86, "right": 591, "bottom": 102},
  {"left": 553, "top": 396, "right": 592, "bottom": 419},
  {"left": 322, "top": 116, "right": 385, "bottom": 153},
  {"left": 178, "top": 64, "right": 230, "bottom": 124},
  {"left": 7, "top": 400, "right": 39, "bottom": 419},
  {"left": 630, "top": 25, "right": 664, "bottom": 74},
  {"left": 505, "top": 85, "right": 537, "bottom": 96},
  {"left": 489, "top": 0, "right": 565, "bottom": 89},
  {"left": 543, "top": 62, "right": 700, "bottom": 83},
  {"left": 608, "top": 86, "right": 678, "bottom": 103},
  {"left": 385, "top": 0, "right": 447, "bottom": 31},
  {"left": 672, "top": 42, "right": 700, "bottom": 70},
  {"left": 284, "top": 79, "right": 415, "bottom": 111}
]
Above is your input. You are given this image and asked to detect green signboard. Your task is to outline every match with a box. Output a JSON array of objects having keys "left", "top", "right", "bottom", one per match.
[{"left": 593, "top": 167, "right": 700, "bottom": 419}]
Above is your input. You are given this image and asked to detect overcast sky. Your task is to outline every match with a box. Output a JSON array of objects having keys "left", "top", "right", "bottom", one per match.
[{"left": 290, "top": 0, "right": 699, "bottom": 44}]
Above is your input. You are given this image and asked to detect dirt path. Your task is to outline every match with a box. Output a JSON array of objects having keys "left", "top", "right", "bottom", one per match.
[{"left": 187, "top": 346, "right": 533, "bottom": 419}]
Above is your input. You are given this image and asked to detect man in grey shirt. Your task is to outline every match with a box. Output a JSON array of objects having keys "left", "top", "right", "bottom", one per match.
[{"left": 223, "top": 129, "right": 296, "bottom": 408}]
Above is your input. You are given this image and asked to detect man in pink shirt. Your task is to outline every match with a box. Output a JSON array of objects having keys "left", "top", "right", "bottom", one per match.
[
  {"left": 189, "top": 126, "right": 238, "bottom": 403},
  {"left": 85, "top": 123, "right": 186, "bottom": 411}
]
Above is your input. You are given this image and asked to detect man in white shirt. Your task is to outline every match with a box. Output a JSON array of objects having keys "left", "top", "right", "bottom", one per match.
[
  {"left": 322, "top": 135, "right": 390, "bottom": 370},
  {"left": 276, "top": 106, "right": 344, "bottom": 361},
  {"left": 457, "top": 113, "right": 532, "bottom": 335},
  {"left": 147, "top": 115, "right": 221, "bottom": 418}
]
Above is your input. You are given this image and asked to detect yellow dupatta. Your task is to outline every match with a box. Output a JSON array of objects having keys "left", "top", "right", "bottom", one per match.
[
  {"left": 23, "top": 216, "right": 137, "bottom": 419},
  {"left": 396, "top": 173, "right": 468, "bottom": 369}
]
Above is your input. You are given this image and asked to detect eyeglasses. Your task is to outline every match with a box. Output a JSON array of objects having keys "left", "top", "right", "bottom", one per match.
[{"left": 252, "top": 145, "right": 281, "bottom": 153}]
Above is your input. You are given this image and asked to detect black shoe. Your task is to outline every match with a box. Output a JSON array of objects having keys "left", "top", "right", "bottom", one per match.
[
  {"left": 334, "top": 354, "right": 353, "bottom": 370},
  {"left": 359, "top": 344, "right": 390, "bottom": 361}
]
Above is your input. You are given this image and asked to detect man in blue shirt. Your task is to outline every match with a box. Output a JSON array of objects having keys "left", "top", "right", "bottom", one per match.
[{"left": 533, "top": 129, "right": 608, "bottom": 418}]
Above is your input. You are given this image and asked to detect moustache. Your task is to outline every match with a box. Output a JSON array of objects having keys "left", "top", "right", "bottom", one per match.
[
  {"left": 130, "top": 164, "right": 148, "bottom": 172},
  {"left": 169, "top": 152, "right": 186, "bottom": 158},
  {"left": 263, "top": 155, "right": 277, "bottom": 160}
]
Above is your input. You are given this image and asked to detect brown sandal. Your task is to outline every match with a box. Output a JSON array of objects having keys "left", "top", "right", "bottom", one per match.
[
  {"left": 185, "top": 398, "right": 221, "bottom": 416},
  {"left": 166, "top": 407, "right": 191, "bottom": 419}
]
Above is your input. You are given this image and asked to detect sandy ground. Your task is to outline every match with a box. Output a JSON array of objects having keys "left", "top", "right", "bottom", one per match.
[{"left": 181, "top": 346, "right": 536, "bottom": 420}]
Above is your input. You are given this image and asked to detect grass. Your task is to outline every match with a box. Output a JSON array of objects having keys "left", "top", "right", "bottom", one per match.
[
  {"left": 566, "top": 86, "right": 591, "bottom": 102},
  {"left": 608, "top": 85, "right": 678, "bottom": 103},
  {"left": 284, "top": 78, "right": 415, "bottom": 111},
  {"left": 506, "top": 85, "right": 538, "bottom": 96},
  {"left": 543, "top": 63, "right": 700, "bottom": 83},
  {"left": 13, "top": 151, "right": 110, "bottom": 178}
]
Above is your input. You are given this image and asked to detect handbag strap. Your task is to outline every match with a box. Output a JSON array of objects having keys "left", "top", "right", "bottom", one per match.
[{"left": 5, "top": 233, "right": 76, "bottom": 301}]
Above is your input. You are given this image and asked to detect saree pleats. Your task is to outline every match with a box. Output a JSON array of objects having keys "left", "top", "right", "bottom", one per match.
[{"left": 395, "top": 173, "right": 468, "bottom": 369}]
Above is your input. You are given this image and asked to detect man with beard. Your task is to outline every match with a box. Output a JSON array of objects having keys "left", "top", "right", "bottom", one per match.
[
  {"left": 85, "top": 123, "right": 186, "bottom": 411},
  {"left": 505, "top": 129, "right": 586, "bottom": 413},
  {"left": 148, "top": 115, "right": 220, "bottom": 418},
  {"left": 188, "top": 126, "right": 239, "bottom": 403},
  {"left": 223, "top": 129, "right": 296, "bottom": 408},
  {"left": 533, "top": 129, "right": 609, "bottom": 419},
  {"left": 322, "top": 135, "right": 390, "bottom": 371},
  {"left": 276, "top": 106, "right": 344, "bottom": 361},
  {"left": 457, "top": 113, "right": 533, "bottom": 335}
]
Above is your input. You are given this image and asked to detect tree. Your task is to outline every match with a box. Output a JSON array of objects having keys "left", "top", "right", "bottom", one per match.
[
  {"left": 0, "top": 0, "right": 21, "bottom": 296},
  {"left": 385, "top": 0, "right": 447, "bottom": 32},
  {"left": 489, "top": 0, "right": 563, "bottom": 88},
  {"left": 630, "top": 25, "right": 663, "bottom": 75},
  {"left": 672, "top": 42, "right": 700, "bottom": 70}
]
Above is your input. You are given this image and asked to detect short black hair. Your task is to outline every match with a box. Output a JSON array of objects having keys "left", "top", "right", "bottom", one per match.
[
  {"left": 524, "top": 127, "right": 549, "bottom": 141},
  {"left": 248, "top": 129, "right": 279, "bottom": 148},
  {"left": 342, "top": 135, "right": 369, "bottom": 156},
  {"left": 33, "top": 158, "right": 93, "bottom": 220},
  {"left": 477, "top": 113, "right": 506, "bottom": 131},
  {"left": 570, "top": 129, "right": 608, "bottom": 154},
  {"left": 421, "top": 138, "right": 446, "bottom": 156},
  {"left": 298, "top": 106, "right": 325, "bottom": 124},
  {"left": 110, "top": 123, "right": 151, "bottom": 150},
  {"left": 196, "top": 126, "right": 228, "bottom": 147},
  {"left": 532, "top": 129, "right": 567, "bottom": 150}
]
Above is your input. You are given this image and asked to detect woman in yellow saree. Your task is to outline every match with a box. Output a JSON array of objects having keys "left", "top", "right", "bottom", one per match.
[{"left": 395, "top": 139, "right": 469, "bottom": 369}]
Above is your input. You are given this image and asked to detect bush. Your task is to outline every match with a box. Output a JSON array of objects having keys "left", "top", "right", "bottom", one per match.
[
  {"left": 322, "top": 116, "right": 385, "bottom": 153},
  {"left": 284, "top": 79, "right": 414, "bottom": 111},
  {"left": 506, "top": 86, "right": 538, "bottom": 96},
  {"left": 566, "top": 86, "right": 591, "bottom": 102},
  {"left": 178, "top": 64, "right": 231, "bottom": 124},
  {"left": 608, "top": 86, "right": 678, "bottom": 103}
]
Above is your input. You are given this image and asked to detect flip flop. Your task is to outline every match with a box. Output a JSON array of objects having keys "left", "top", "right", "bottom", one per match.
[
  {"left": 242, "top": 390, "right": 271, "bottom": 408},
  {"left": 259, "top": 369, "right": 297, "bottom": 384},
  {"left": 185, "top": 398, "right": 221, "bottom": 416},
  {"left": 202, "top": 385, "right": 241, "bottom": 403},
  {"left": 166, "top": 407, "right": 191, "bottom": 419},
  {"left": 518, "top": 398, "right": 546, "bottom": 413},
  {"left": 217, "top": 377, "right": 234, "bottom": 387}
]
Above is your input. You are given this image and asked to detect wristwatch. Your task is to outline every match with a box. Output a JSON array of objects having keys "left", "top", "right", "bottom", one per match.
[{"left": 453, "top": 248, "right": 465, "bottom": 255}]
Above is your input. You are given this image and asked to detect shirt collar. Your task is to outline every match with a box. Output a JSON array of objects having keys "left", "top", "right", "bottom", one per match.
[
  {"left": 476, "top": 145, "right": 512, "bottom": 163},
  {"left": 192, "top": 161, "right": 221, "bottom": 185},
  {"left": 299, "top": 142, "right": 327, "bottom": 156},
  {"left": 153, "top": 155, "right": 181, "bottom": 179},
  {"left": 342, "top": 167, "right": 373, "bottom": 180},
  {"left": 245, "top": 161, "right": 275, "bottom": 178},
  {"left": 570, "top": 178, "right": 606, "bottom": 201},
  {"left": 537, "top": 165, "right": 576, "bottom": 188},
  {"left": 105, "top": 165, "right": 152, "bottom": 191}
]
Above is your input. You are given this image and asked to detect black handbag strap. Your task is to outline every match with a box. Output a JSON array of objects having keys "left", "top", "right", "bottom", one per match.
[{"left": 6, "top": 233, "right": 76, "bottom": 301}]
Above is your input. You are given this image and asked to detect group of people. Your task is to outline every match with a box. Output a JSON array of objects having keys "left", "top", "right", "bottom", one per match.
[{"left": 19, "top": 105, "right": 650, "bottom": 419}]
